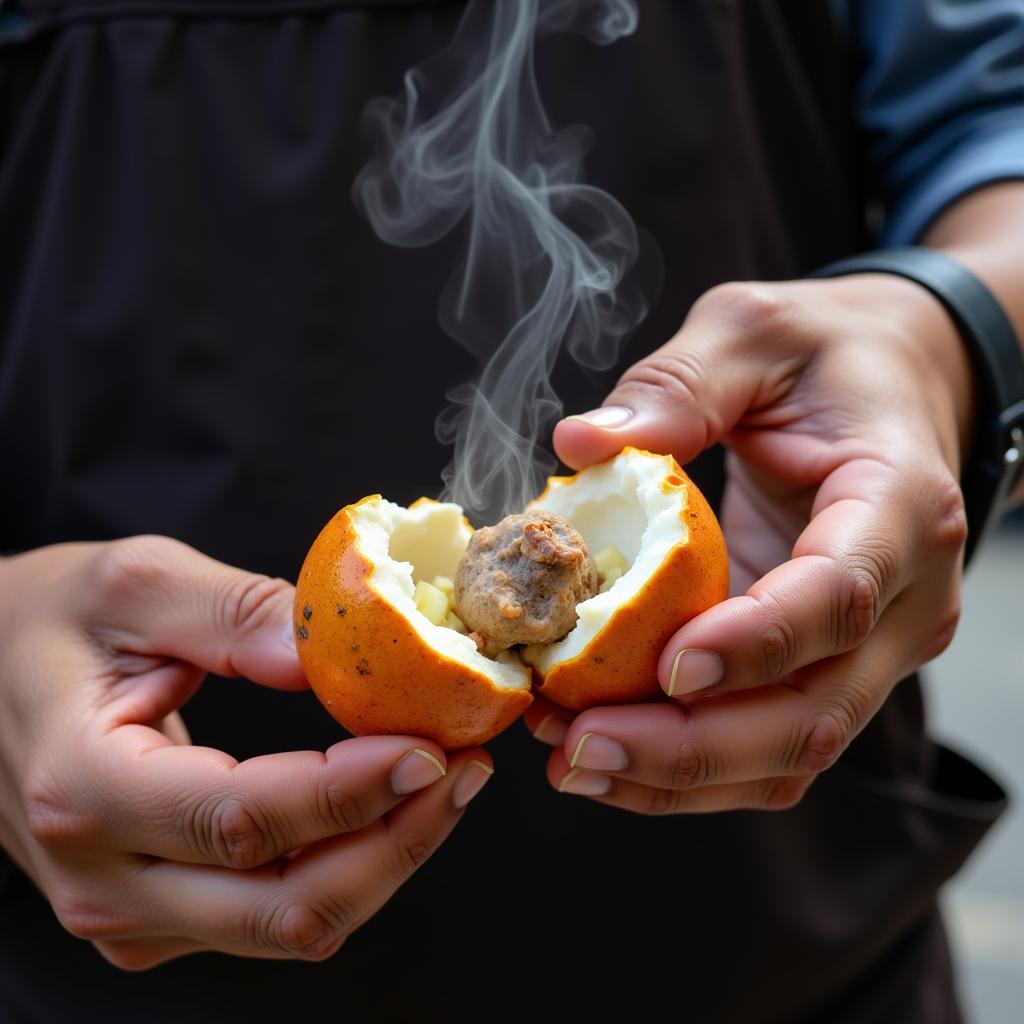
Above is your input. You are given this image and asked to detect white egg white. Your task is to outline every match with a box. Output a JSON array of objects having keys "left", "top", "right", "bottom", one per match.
[{"left": 349, "top": 450, "right": 688, "bottom": 686}]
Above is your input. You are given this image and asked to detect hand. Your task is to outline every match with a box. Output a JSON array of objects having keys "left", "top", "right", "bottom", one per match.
[
  {"left": 0, "top": 536, "right": 493, "bottom": 968},
  {"left": 528, "top": 275, "right": 971, "bottom": 813}
]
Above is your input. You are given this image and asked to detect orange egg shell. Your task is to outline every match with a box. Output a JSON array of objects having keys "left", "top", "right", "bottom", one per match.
[
  {"left": 534, "top": 458, "right": 729, "bottom": 711},
  {"left": 294, "top": 498, "right": 532, "bottom": 750}
]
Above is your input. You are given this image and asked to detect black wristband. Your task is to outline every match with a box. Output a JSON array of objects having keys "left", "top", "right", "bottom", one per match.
[{"left": 810, "top": 246, "right": 1024, "bottom": 564}]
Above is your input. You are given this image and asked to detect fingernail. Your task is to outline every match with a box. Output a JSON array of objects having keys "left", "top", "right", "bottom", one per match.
[
  {"left": 558, "top": 769, "right": 612, "bottom": 796},
  {"left": 532, "top": 712, "right": 570, "bottom": 746},
  {"left": 452, "top": 760, "right": 494, "bottom": 810},
  {"left": 391, "top": 748, "right": 446, "bottom": 795},
  {"left": 666, "top": 649, "right": 724, "bottom": 697},
  {"left": 570, "top": 732, "right": 628, "bottom": 771},
  {"left": 567, "top": 406, "right": 633, "bottom": 429},
  {"left": 281, "top": 621, "right": 297, "bottom": 650}
]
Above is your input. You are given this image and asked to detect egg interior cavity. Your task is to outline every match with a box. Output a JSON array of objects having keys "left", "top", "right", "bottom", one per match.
[{"left": 349, "top": 450, "right": 688, "bottom": 686}]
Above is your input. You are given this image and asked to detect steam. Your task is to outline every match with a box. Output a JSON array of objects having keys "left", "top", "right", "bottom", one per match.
[{"left": 354, "top": 0, "right": 648, "bottom": 525}]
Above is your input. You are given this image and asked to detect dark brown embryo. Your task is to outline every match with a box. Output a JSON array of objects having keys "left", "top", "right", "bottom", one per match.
[{"left": 453, "top": 510, "right": 598, "bottom": 656}]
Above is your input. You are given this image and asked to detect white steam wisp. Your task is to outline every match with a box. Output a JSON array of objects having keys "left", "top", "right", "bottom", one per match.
[{"left": 354, "top": 0, "right": 648, "bottom": 525}]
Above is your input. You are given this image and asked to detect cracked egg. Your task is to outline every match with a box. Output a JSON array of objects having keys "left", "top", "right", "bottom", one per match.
[{"left": 294, "top": 448, "right": 728, "bottom": 748}]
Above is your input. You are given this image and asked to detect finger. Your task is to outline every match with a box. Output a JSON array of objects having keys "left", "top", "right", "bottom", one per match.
[
  {"left": 552, "top": 610, "right": 925, "bottom": 793},
  {"left": 657, "top": 547, "right": 888, "bottom": 700},
  {"left": 522, "top": 694, "right": 575, "bottom": 746},
  {"left": 134, "top": 750, "right": 493, "bottom": 959},
  {"left": 555, "top": 692, "right": 822, "bottom": 792},
  {"left": 78, "top": 535, "right": 304, "bottom": 690},
  {"left": 553, "top": 283, "right": 812, "bottom": 469},
  {"left": 589, "top": 774, "right": 815, "bottom": 815},
  {"left": 549, "top": 743, "right": 814, "bottom": 814},
  {"left": 86, "top": 731, "right": 451, "bottom": 868},
  {"left": 657, "top": 455, "right": 965, "bottom": 698}
]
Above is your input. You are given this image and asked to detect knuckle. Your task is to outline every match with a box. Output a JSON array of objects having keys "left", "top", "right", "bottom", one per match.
[
  {"left": 760, "top": 777, "right": 810, "bottom": 812},
  {"left": 220, "top": 573, "right": 292, "bottom": 637},
  {"left": 833, "top": 558, "right": 886, "bottom": 650},
  {"left": 393, "top": 834, "right": 433, "bottom": 877},
  {"left": 275, "top": 904, "right": 336, "bottom": 959},
  {"left": 273, "top": 899, "right": 354, "bottom": 960},
  {"left": 323, "top": 783, "right": 364, "bottom": 833},
  {"left": 616, "top": 350, "right": 720, "bottom": 448},
  {"left": 186, "top": 793, "right": 274, "bottom": 869},
  {"left": 931, "top": 475, "right": 968, "bottom": 554},
  {"left": 620, "top": 349, "right": 704, "bottom": 405},
  {"left": 23, "top": 772, "right": 96, "bottom": 850},
  {"left": 669, "top": 742, "right": 715, "bottom": 790},
  {"left": 646, "top": 787, "right": 681, "bottom": 816},
  {"left": 87, "top": 535, "right": 180, "bottom": 604},
  {"left": 922, "top": 600, "right": 961, "bottom": 663},
  {"left": 215, "top": 799, "right": 270, "bottom": 869},
  {"left": 798, "top": 707, "right": 855, "bottom": 774},
  {"left": 51, "top": 887, "right": 138, "bottom": 942},
  {"left": 696, "top": 281, "right": 789, "bottom": 336},
  {"left": 759, "top": 610, "right": 797, "bottom": 681}
]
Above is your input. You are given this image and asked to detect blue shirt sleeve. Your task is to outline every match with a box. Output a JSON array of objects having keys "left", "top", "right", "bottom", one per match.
[{"left": 840, "top": 0, "right": 1024, "bottom": 245}]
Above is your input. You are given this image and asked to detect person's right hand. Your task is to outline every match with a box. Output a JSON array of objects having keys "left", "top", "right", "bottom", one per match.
[{"left": 0, "top": 536, "right": 493, "bottom": 970}]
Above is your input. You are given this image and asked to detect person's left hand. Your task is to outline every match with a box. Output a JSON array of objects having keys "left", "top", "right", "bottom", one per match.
[{"left": 525, "top": 272, "right": 973, "bottom": 813}]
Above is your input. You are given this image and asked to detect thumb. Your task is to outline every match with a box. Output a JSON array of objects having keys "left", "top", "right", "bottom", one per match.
[
  {"left": 87, "top": 535, "right": 306, "bottom": 690},
  {"left": 553, "top": 283, "right": 806, "bottom": 469}
]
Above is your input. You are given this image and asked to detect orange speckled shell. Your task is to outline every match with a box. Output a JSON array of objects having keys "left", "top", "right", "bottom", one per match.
[
  {"left": 294, "top": 497, "right": 532, "bottom": 750},
  {"left": 535, "top": 453, "right": 729, "bottom": 712}
]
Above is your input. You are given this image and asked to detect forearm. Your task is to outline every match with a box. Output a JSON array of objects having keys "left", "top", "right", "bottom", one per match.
[{"left": 923, "top": 181, "right": 1024, "bottom": 505}]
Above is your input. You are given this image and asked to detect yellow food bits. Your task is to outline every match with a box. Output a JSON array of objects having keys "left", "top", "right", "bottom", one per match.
[
  {"left": 594, "top": 545, "right": 629, "bottom": 593},
  {"left": 444, "top": 611, "right": 468, "bottom": 634},
  {"left": 413, "top": 577, "right": 468, "bottom": 633},
  {"left": 413, "top": 580, "right": 450, "bottom": 625}
]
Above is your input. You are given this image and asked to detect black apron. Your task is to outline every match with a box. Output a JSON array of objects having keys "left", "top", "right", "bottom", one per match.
[{"left": 0, "top": 2, "right": 1007, "bottom": 1021}]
